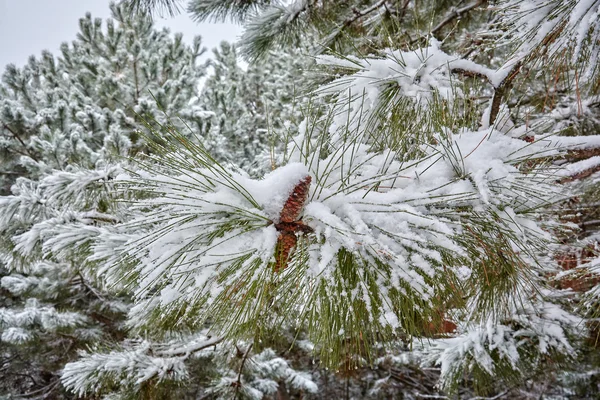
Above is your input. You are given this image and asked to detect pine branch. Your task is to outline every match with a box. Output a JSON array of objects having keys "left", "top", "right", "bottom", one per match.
[
  {"left": 1, "top": 124, "right": 39, "bottom": 162},
  {"left": 568, "top": 147, "right": 600, "bottom": 162},
  {"left": 0, "top": 170, "right": 22, "bottom": 176},
  {"left": 321, "top": 0, "right": 388, "bottom": 49},
  {"left": 451, "top": 67, "right": 492, "bottom": 83},
  {"left": 489, "top": 62, "right": 522, "bottom": 126},
  {"left": 558, "top": 164, "right": 600, "bottom": 183},
  {"left": 157, "top": 336, "right": 224, "bottom": 357},
  {"left": 188, "top": 0, "right": 271, "bottom": 23},
  {"left": 120, "top": 0, "right": 182, "bottom": 17},
  {"left": 233, "top": 343, "right": 253, "bottom": 400},
  {"left": 430, "top": 0, "right": 487, "bottom": 39},
  {"left": 344, "top": 0, "right": 389, "bottom": 30}
]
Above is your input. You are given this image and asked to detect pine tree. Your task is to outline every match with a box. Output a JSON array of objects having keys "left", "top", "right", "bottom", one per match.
[
  {"left": 0, "top": 3, "right": 211, "bottom": 397},
  {"left": 2, "top": 0, "right": 599, "bottom": 398},
  {"left": 96, "top": 0, "right": 600, "bottom": 397},
  {"left": 0, "top": 2, "right": 208, "bottom": 193},
  {"left": 199, "top": 41, "right": 311, "bottom": 176}
]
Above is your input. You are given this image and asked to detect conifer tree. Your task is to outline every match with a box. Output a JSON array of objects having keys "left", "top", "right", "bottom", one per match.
[
  {"left": 0, "top": 3, "right": 211, "bottom": 397},
  {"left": 98, "top": 0, "right": 600, "bottom": 397},
  {"left": 199, "top": 41, "right": 311, "bottom": 175},
  {"left": 0, "top": 2, "right": 207, "bottom": 193},
  {"left": 2, "top": 0, "right": 598, "bottom": 398}
]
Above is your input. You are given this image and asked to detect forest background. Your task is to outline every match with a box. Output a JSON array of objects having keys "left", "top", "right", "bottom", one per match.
[{"left": 1, "top": 1, "right": 600, "bottom": 399}]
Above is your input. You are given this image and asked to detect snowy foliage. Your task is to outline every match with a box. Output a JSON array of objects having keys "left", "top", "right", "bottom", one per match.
[
  {"left": 499, "top": 0, "right": 600, "bottom": 80},
  {"left": 199, "top": 41, "right": 312, "bottom": 176},
  {"left": 426, "top": 298, "right": 582, "bottom": 390},
  {"left": 62, "top": 339, "right": 199, "bottom": 396},
  {"left": 78, "top": 100, "right": 573, "bottom": 373},
  {"left": 0, "top": 2, "right": 208, "bottom": 192},
  {"left": 61, "top": 334, "right": 318, "bottom": 399},
  {"left": 3, "top": 0, "right": 600, "bottom": 398},
  {"left": 316, "top": 39, "right": 494, "bottom": 134}
]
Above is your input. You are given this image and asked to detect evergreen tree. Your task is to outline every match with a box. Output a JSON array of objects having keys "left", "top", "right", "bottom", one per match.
[
  {"left": 1, "top": 0, "right": 599, "bottom": 398},
  {"left": 99, "top": 0, "right": 600, "bottom": 397},
  {"left": 199, "top": 41, "right": 311, "bottom": 175},
  {"left": 0, "top": 2, "right": 207, "bottom": 193},
  {"left": 0, "top": 3, "right": 210, "bottom": 397}
]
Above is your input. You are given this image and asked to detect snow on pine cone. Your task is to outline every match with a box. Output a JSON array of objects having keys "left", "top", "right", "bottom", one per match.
[{"left": 279, "top": 176, "right": 311, "bottom": 223}]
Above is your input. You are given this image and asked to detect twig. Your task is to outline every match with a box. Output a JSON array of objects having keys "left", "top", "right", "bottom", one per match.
[
  {"left": 233, "top": 343, "right": 253, "bottom": 400},
  {"left": 431, "top": 0, "right": 487, "bottom": 38},
  {"left": 451, "top": 68, "right": 492, "bottom": 83},
  {"left": 2, "top": 123, "right": 39, "bottom": 162},
  {"left": 76, "top": 271, "right": 108, "bottom": 302},
  {"left": 489, "top": 62, "right": 522, "bottom": 126},
  {"left": 158, "top": 336, "right": 224, "bottom": 357},
  {"left": 468, "top": 389, "right": 509, "bottom": 400},
  {"left": 558, "top": 165, "right": 600, "bottom": 183},
  {"left": 14, "top": 379, "right": 60, "bottom": 398},
  {"left": 567, "top": 147, "right": 600, "bottom": 162},
  {"left": 416, "top": 394, "right": 449, "bottom": 399},
  {"left": 326, "top": 0, "right": 388, "bottom": 45},
  {"left": 0, "top": 170, "right": 22, "bottom": 175}
]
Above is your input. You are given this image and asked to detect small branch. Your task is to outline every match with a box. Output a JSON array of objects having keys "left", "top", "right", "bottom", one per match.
[
  {"left": 410, "top": 0, "right": 486, "bottom": 46},
  {"left": 0, "top": 170, "right": 22, "bottom": 176},
  {"left": 488, "top": 18, "right": 570, "bottom": 126},
  {"left": 489, "top": 61, "right": 522, "bottom": 126},
  {"left": 76, "top": 270, "right": 108, "bottom": 302},
  {"left": 567, "top": 147, "right": 600, "bottom": 162},
  {"left": 451, "top": 67, "right": 492, "bottom": 83},
  {"left": 558, "top": 164, "right": 600, "bottom": 183},
  {"left": 326, "top": 0, "right": 388, "bottom": 44},
  {"left": 351, "top": 0, "right": 387, "bottom": 19},
  {"left": 86, "top": 213, "right": 122, "bottom": 224},
  {"left": 2, "top": 123, "right": 39, "bottom": 162},
  {"left": 468, "top": 390, "right": 510, "bottom": 400},
  {"left": 581, "top": 219, "right": 600, "bottom": 229},
  {"left": 133, "top": 58, "right": 140, "bottom": 104},
  {"left": 431, "top": 0, "right": 486, "bottom": 38},
  {"left": 233, "top": 343, "right": 253, "bottom": 400},
  {"left": 15, "top": 379, "right": 60, "bottom": 398},
  {"left": 158, "top": 336, "right": 224, "bottom": 357}
]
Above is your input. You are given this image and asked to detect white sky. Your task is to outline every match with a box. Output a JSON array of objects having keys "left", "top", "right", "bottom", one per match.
[{"left": 0, "top": 0, "right": 243, "bottom": 71}]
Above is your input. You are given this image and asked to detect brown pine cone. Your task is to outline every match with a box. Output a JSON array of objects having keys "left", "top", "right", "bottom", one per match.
[
  {"left": 274, "top": 231, "right": 298, "bottom": 272},
  {"left": 279, "top": 176, "right": 311, "bottom": 223},
  {"left": 272, "top": 175, "right": 312, "bottom": 272}
]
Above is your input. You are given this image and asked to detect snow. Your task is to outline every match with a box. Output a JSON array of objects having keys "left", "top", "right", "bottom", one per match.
[
  {"left": 536, "top": 134, "right": 600, "bottom": 150},
  {"left": 0, "top": 299, "right": 88, "bottom": 337},
  {"left": 240, "top": 162, "right": 310, "bottom": 223},
  {"left": 427, "top": 299, "right": 580, "bottom": 389},
  {"left": 3, "top": 3, "right": 597, "bottom": 394},
  {"left": 557, "top": 156, "right": 600, "bottom": 177},
  {"left": 500, "top": 0, "right": 600, "bottom": 80},
  {"left": 316, "top": 39, "right": 497, "bottom": 135},
  {"left": 87, "top": 117, "right": 568, "bottom": 346},
  {"left": 62, "top": 341, "right": 190, "bottom": 396}
]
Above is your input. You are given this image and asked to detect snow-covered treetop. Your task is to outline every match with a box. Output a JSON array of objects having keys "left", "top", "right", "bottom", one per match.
[{"left": 0, "top": 2, "right": 208, "bottom": 191}]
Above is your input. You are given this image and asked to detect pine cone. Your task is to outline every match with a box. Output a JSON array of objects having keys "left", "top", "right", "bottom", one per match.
[
  {"left": 272, "top": 175, "right": 312, "bottom": 272},
  {"left": 274, "top": 231, "right": 297, "bottom": 272},
  {"left": 279, "top": 176, "right": 311, "bottom": 223}
]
